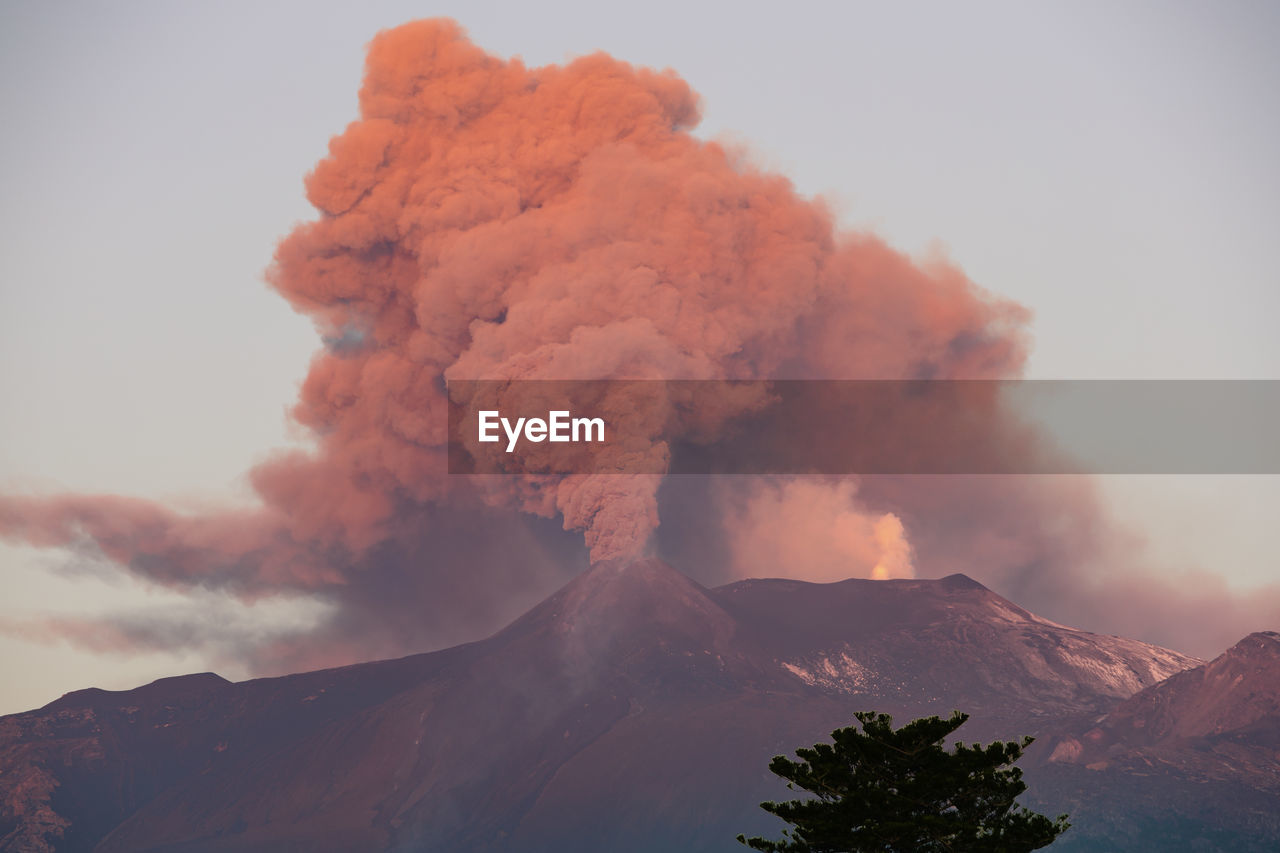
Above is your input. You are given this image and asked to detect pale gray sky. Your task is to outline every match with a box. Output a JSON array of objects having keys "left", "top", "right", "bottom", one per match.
[{"left": 1, "top": 0, "right": 1277, "bottom": 714}]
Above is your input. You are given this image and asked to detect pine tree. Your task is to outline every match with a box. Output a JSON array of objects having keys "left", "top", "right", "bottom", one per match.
[{"left": 738, "top": 710, "right": 1068, "bottom": 852}]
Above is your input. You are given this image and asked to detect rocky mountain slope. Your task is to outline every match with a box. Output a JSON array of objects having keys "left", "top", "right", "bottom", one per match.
[
  {"left": 1025, "top": 631, "right": 1280, "bottom": 851},
  {"left": 1048, "top": 630, "right": 1280, "bottom": 780},
  {"left": 2, "top": 559, "right": 1258, "bottom": 852}
]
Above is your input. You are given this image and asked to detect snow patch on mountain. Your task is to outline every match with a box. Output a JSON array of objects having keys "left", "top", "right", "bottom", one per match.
[{"left": 780, "top": 647, "right": 874, "bottom": 693}]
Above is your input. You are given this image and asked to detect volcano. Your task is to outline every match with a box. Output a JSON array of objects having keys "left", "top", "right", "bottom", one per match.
[{"left": 4, "top": 560, "right": 1276, "bottom": 852}]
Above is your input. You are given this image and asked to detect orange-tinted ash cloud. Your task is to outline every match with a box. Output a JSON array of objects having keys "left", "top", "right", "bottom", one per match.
[{"left": 1, "top": 19, "right": 1272, "bottom": 667}]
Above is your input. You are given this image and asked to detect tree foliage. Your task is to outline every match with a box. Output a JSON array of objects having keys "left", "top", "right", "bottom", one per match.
[{"left": 738, "top": 710, "right": 1068, "bottom": 852}]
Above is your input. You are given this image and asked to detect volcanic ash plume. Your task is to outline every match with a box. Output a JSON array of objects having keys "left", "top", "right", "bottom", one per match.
[
  {"left": 0, "top": 16, "right": 1020, "bottom": 603},
  {"left": 5, "top": 18, "right": 1267, "bottom": 667}
]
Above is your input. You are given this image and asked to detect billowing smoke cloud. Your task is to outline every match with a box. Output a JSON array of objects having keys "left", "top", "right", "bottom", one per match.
[
  {"left": 0, "top": 19, "right": 1274, "bottom": 667},
  {"left": 716, "top": 479, "right": 914, "bottom": 582}
]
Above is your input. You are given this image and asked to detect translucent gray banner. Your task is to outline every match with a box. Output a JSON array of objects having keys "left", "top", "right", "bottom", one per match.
[{"left": 446, "top": 380, "right": 1280, "bottom": 475}]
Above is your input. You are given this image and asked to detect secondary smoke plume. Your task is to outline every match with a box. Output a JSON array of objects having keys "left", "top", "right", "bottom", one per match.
[
  {"left": 716, "top": 479, "right": 915, "bottom": 582},
  {"left": 0, "top": 19, "right": 1274, "bottom": 666}
]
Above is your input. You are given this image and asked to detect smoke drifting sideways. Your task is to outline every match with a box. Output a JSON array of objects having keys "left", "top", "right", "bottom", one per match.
[{"left": 0, "top": 19, "right": 1274, "bottom": 671}]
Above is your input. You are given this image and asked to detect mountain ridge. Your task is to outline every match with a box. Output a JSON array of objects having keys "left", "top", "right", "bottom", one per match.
[
  {"left": 4, "top": 561, "right": 1266, "bottom": 853},
  {"left": 1047, "top": 630, "right": 1280, "bottom": 782}
]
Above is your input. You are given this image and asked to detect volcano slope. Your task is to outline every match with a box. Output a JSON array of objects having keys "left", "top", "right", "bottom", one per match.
[
  {"left": 1029, "top": 631, "right": 1280, "bottom": 852},
  {"left": 1, "top": 559, "right": 1236, "bottom": 852}
]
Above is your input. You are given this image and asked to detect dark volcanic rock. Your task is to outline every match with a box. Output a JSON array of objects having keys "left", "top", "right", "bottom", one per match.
[
  {"left": 1030, "top": 631, "right": 1280, "bottom": 851},
  {"left": 1045, "top": 631, "right": 1280, "bottom": 781},
  {"left": 1044, "top": 630, "right": 1280, "bottom": 778},
  {"left": 0, "top": 561, "right": 1230, "bottom": 852},
  {"left": 1093, "top": 631, "right": 1275, "bottom": 739}
]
